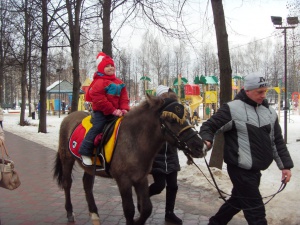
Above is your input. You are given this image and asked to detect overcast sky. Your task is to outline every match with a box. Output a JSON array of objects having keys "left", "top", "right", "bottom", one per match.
[
  {"left": 224, "top": 0, "right": 290, "bottom": 47},
  {"left": 112, "top": 0, "right": 292, "bottom": 55}
]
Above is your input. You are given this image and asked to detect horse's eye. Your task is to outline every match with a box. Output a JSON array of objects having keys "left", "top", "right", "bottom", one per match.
[{"left": 164, "top": 117, "right": 176, "bottom": 124}]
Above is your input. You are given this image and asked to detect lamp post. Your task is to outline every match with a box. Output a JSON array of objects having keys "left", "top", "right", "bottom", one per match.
[
  {"left": 56, "top": 68, "right": 63, "bottom": 118},
  {"left": 271, "top": 16, "right": 299, "bottom": 144}
]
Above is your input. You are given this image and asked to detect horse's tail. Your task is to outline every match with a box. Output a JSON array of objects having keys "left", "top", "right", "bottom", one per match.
[{"left": 53, "top": 152, "right": 64, "bottom": 189}]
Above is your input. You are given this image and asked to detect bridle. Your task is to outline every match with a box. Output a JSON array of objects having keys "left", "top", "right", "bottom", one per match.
[
  {"left": 159, "top": 98, "right": 204, "bottom": 157},
  {"left": 160, "top": 118, "right": 201, "bottom": 156},
  {"left": 187, "top": 155, "right": 287, "bottom": 211}
]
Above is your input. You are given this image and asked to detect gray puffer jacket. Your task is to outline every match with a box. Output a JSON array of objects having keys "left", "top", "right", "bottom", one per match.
[{"left": 200, "top": 89, "right": 294, "bottom": 171}]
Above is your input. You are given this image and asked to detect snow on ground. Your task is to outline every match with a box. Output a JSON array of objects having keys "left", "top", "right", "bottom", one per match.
[{"left": 3, "top": 109, "right": 300, "bottom": 224}]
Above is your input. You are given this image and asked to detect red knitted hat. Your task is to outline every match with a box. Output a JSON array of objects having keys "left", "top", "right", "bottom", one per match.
[{"left": 96, "top": 52, "right": 115, "bottom": 74}]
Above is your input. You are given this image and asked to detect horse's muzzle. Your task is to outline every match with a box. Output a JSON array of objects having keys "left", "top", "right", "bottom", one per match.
[
  {"left": 185, "top": 138, "right": 208, "bottom": 158},
  {"left": 191, "top": 146, "right": 207, "bottom": 158}
]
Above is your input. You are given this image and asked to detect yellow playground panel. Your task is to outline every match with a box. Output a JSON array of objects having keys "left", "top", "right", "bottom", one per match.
[{"left": 205, "top": 91, "right": 218, "bottom": 104}]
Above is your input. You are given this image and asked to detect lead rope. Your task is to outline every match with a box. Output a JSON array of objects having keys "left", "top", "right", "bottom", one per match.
[{"left": 185, "top": 154, "right": 287, "bottom": 211}]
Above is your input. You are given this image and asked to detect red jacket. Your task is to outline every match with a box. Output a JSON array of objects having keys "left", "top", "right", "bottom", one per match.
[{"left": 86, "top": 72, "right": 130, "bottom": 115}]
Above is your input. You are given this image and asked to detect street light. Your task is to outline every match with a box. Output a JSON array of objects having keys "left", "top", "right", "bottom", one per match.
[
  {"left": 56, "top": 68, "right": 63, "bottom": 118},
  {"left": 271, "top": 16, "right": 299, "bottom": 143}
]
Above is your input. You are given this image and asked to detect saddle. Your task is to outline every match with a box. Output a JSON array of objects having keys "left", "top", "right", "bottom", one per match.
[{"left": 68, "top": 115, "right": 122, "bottom": 172}]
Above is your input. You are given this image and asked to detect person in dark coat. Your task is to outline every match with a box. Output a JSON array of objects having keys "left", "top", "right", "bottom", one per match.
[
  {"left": 200, "top": 73, "right": 294, "bottom": 225},
  {"left": 149, "top": 85, "right": 182, "bottom": 224},
  {"left": 192, "top": 110, "right": 199, "bottom": 126}
]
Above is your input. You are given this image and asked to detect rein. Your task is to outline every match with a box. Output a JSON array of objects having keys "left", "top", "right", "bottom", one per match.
[{"left": 186, "top": 155, "right": 287, "bottom": 211}]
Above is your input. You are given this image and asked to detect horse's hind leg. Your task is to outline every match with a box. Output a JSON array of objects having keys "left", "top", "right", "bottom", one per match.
[
  {"left": 54, "top": 152, "right": 75, "bottom": 222},
  {"left": 134, "top": 177, "right": 152, "bottom": 225},
  {"left": 83, "top": 172, "right": 100, "bottom": 225},
  {"left": 62, "top": 161, "right": 76, "bottom": 222},
  {"left": 64, "top": 180, "right": 75, "bottom": 222}
]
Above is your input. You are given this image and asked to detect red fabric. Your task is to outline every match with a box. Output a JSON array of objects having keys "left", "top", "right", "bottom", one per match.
[
  {"left": 94, "top": 133, "right": 103, "bottom": 146},
  {"left": 69, "top": 124, "right": 86, "bottom": 159},
  {"left": 85, "top": 79, "right": 96, "bottom": 102},
  {"left": 88, "top": 72, "right": 130, "bottom": 115}
]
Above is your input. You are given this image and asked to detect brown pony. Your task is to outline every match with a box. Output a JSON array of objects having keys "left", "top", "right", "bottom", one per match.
[{"left": 53, "top": 93, "right": 206, "bottom": 225}]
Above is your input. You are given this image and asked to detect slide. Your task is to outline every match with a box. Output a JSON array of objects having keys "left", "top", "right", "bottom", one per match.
[{"left": 185, "top": 95, "right": 203, "bottom": 113}]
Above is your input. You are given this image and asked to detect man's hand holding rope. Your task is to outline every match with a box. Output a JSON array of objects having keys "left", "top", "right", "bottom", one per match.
[{"left": 281, "top": 169, "right": 291, "bottom": 184}]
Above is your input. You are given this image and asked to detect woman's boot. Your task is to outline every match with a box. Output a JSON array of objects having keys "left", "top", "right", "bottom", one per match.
[{"left": 165, "top": 186, "right": 182, "bottom": 224}]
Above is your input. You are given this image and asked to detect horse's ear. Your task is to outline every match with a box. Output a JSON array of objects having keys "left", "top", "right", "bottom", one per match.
[
  {"left": 145, "top": 93, "right": 151, "bottom": 99},
  {"left": 146, "top": 93, "right": 164, "bottom": 108},
  {"left": 168, "top": 88, "right": 174, "bottom": 93}
]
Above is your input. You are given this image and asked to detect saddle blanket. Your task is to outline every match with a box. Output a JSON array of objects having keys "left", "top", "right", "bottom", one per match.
[{"left": 68, "top": 115, "right": 122, "bottom": 167}]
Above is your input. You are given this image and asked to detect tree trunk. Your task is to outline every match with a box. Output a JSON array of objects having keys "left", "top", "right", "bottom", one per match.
[
  {"left": 102, "top": 0, "right": 112, "bottom": 57},
  {"left": 66, "top": 0, "right": 82, "bottom": 113},
  {"left": 209, "top": 0, "right": 232, "bottom": 169},
  {"left": 20, "top": 0, "right": 29, "bottom": 126},
  {"left": 38, "top": 0, "right": 49, "bottom": 133},
  {"left": 0, "top": 0, "right": 4, "bottom": 106},
  {"left": 28, "top": 32, "right": 33, "bottom": 117}
]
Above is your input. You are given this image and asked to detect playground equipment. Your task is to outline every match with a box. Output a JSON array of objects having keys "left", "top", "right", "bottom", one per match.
[
  {"left": 184, "top": 84, "right": 203, "bottom": 113},
  {"left": 232, "top": 75, "right": 243, "bottom": 99},
  {"left": 46, "top": 78, "right": 91, "bottom": 115},
  {"left": 151, "top": 76, "right": 203, "bottom": 117},
  {"left": 194, "top": 75, "right": 218, "bottom": 119},
  {"left": 140, "top": 75, "right": 152, "bottom": 95},
  {"left": 172, "top": 76, "right": 203, "bottom": 114}
]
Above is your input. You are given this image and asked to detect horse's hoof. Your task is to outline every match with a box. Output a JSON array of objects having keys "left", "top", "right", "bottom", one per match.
[
  {"left": 67, "top": 212, "right": 75, "bottom": 222},
  {"left": 92, "top": 220, "right": 101, "bottom": 225},
  {"left": 90, "top": 212, "right": 100, "bottom": 225}
]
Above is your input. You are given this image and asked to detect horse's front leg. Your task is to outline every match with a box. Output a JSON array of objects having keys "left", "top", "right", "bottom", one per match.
[
  {"left": 117, "top": 179, "right": 135, "bottom": 225},
  {"left": 83, "top": 172, "right": 100, "bottom": 225},
  {"left": 134, "top": 177, "right": 152, "bottom": 225}
]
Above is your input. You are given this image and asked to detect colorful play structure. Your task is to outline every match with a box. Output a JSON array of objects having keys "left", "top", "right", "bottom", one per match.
[
  {"left": 150, "top": 75, "right": 219, "bottom": 120},
  {"left": 46, "top": 78, "right": 90, "bottom": 114},
  {"left": 172, "top": 77, "right": 203, "bottom": 114},
  {"left": 194, "top": 75, "right": 219, "bottom": 119},
  {"left": 150, "top": 75, "right": 216, "bottom": 119}
]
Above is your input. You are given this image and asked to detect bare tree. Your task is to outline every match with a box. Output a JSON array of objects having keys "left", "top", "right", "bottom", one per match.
[
  {"left": 64, "top": 0, "right": 82, "bottom": 113},
  {"left": 101, "top": 0, "right": 113, "bottom": 56},
  {"left": 150, "top": 37, "right": 165, "bottom": 86},
  {"left": 0, "top": 0, "right": 6, "bottom": 106},
  {"left": 245, "top": 38, "right": 264, "bottom": 72},
  {"left": 209, "top": 0, "right": 232, "bottom": 169},
  {"left": 37, "top": 0, "right": 50, "bottom": 132},
  {"left": 17, "top": 0, "right": 30, "bottom": 126},
  {"left": 231, "top": 47, "right": 246, "bottom": 75}
]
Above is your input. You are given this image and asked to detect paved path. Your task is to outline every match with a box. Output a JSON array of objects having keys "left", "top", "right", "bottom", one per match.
[{"left": 0, "top": 131, "right": 245, "bottom": 225}]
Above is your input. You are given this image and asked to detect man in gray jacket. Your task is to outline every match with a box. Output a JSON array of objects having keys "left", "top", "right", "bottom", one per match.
[{"left": 200, "top": 73, "right": 293, "bottom": 225}]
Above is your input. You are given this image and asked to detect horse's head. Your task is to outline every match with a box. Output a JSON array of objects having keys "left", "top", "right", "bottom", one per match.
[{"left": 157, "top": 97, "right": 207, "bottom": 158}]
